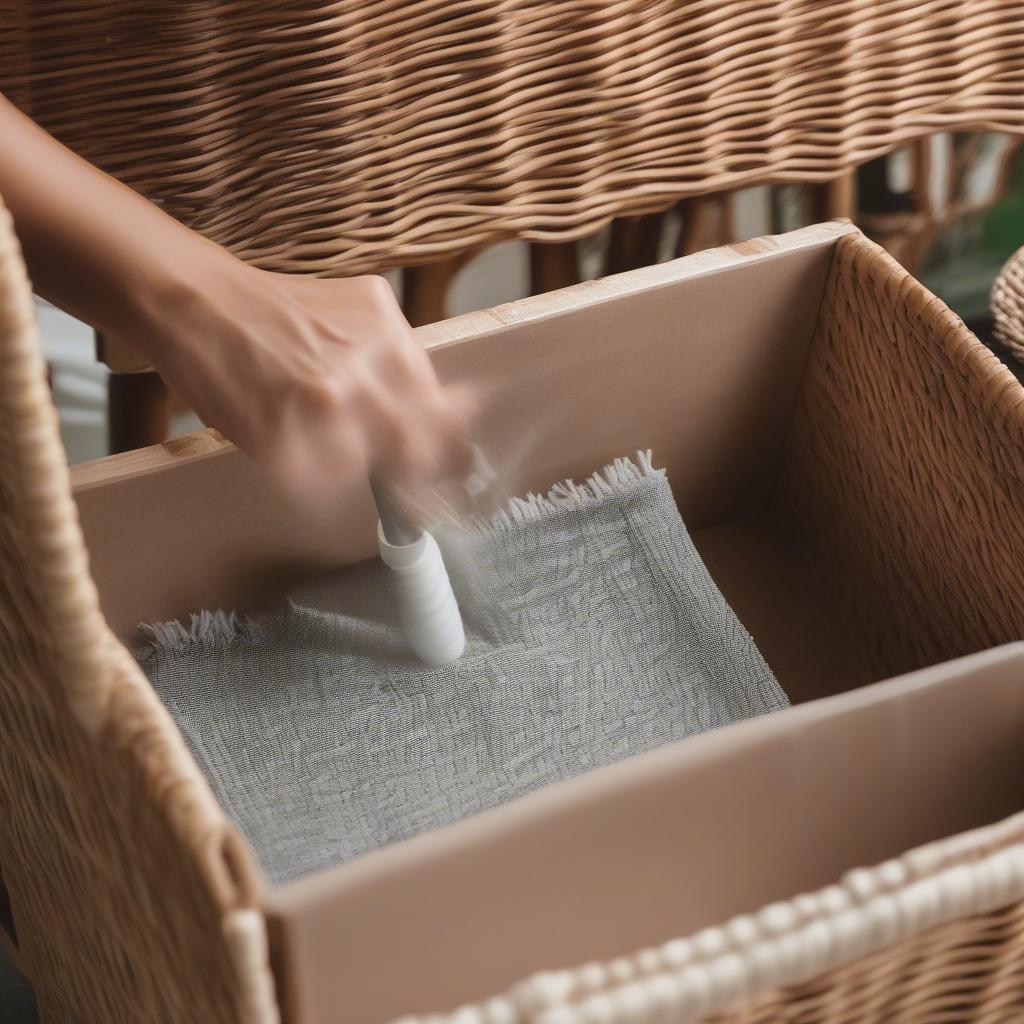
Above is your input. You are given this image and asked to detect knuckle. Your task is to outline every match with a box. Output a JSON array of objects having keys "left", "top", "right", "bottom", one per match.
[
  {"left": 358, "top": 274, "right": 396, "bottom": 302},
  {"left": 298, "top": 374, "right": 352, "bottom": 411},
  {"left": 379, "top": 343, "right": 418, "bottom": 381}
]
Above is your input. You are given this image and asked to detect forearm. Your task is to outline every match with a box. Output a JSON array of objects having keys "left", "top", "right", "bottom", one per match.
[{"left": 0, "top": 93, "right": 234, "bottom": 360}]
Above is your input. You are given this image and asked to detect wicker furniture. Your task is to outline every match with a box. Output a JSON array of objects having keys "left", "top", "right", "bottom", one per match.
[
  {"left": 4, "top": 3, "right": 1024, "bottom": 1020},
  {"left": 5, "top": 205, "right": 1024, "bottom": 1021},
  {"left": 3, "top": 1, "right": 1022, "bottom": 276}
]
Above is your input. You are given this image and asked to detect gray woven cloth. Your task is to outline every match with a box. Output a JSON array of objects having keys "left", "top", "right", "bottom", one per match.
[{"left": 140, "top": 453, "right": 787, "bottom": 885}]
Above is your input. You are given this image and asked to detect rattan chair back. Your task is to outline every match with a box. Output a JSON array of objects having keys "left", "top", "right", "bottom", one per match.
[{"left": 2, "top": 1, "right": 1023, "bottom": 276}]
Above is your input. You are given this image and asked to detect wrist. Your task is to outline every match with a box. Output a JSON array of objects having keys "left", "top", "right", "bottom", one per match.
[{"left": 108, "top": 241, "right": 254, "bottom": 366}]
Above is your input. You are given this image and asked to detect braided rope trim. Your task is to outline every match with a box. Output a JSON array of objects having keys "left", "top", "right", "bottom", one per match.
[{"left": 391, "top": 811, "right": 1024, "bottom": 1024}]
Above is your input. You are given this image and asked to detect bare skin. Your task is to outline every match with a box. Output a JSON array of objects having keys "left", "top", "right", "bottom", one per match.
[{"left": 0, "top": 94, "right": 471, "bottom": 502}]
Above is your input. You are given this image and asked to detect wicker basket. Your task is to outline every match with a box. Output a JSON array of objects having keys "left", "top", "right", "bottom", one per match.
[
  {"left": 0, "top": 200, "right": 276, "bottom": 1022},
  {"left": 6, "top": 208, "right": 1024, "bottom": 1023}
]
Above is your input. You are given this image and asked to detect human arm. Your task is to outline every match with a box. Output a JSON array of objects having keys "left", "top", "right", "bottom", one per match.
[{"left": 0, "top": 93, "right": 470, "bottom": 496}]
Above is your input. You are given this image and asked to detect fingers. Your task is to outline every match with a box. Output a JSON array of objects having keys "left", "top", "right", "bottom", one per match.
[
  {"left": 421, "top": 389, "right": 476, "bottom": 484},
  {"left": 348, "top": 326, "right": 475, "bottom": 489},
  {"left": 360, "top": 373, "right": 475, "bottom": 490},
  {"left": 268, "top": 353, "right": 475, "bottom": 517},
  {"left": 208, "top": 269, "right": 479, "bottom": 511}
]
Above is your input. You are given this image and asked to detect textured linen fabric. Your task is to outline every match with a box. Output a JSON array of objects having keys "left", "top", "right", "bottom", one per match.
[{"left": 140, "top": 454, "right": 788, "bottom": 885}]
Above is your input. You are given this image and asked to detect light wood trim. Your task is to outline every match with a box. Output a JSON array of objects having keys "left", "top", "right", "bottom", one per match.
[
  {"left": 71, "top": 429, "right": 233, "bottom": 492},
  {"left": 420, "top": 220, "right": 853, "bottom": 348}
]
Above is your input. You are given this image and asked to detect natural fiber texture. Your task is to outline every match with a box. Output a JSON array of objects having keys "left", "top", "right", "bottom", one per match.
[
  {"left": 772, "top": 230, "right": 1024, "bottom": 682},
  {"left": 992, "top": 244, "right": 1024, "bottom": 362},
  {"left": 0, "top": 195, "right": 276, "bottom": 1023},
  {"left": 392, "top": 810, "right": 1024, "bottom": 1024},
  {"left": 703, "top": 899, "right": 1024, "bottom": 1023},
  {"left": 139, "top": 455, "right": 787, "bottom": 885},
  {"left": 2, "top": 1, "right": 1023, "bottom": 275}
]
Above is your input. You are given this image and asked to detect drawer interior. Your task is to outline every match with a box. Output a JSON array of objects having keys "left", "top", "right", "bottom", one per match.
[
  {"left": 73, "top": 223, "right": 852, "bottom": 700},
  {"left": 68, "top": 221, "right": 1024, "bottom": 1022}
]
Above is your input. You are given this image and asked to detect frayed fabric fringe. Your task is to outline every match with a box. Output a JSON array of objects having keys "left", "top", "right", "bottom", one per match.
[
  {"left": 138, "top": 610, "right": 272, "bottom": 658},
  {"left": 139, "top": 450, "right": 662, "bottom": 654},
  {"left": 473, "top": 449, "right": 661, "bottom": 535}
]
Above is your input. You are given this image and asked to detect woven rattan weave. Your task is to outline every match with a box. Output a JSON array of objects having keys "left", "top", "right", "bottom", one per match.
[
  {"left": 2, "top": 1, "right": 1024, "bottom": 275},
  {"left": 778, "top": 231, "right": 1024, "bottom": 681},
  {"left": 0, "top": 198, "right": 276, "bottom": 1023},
  {"left": 4, "top": 2, "right": 1024, "bottom": 1019},
  {"left": 993, "top": 244, "right": 1024, "bottom": 361},
  {"left": 5, "top": 206, "right": 1024, "bottom": 1021},
  {"left": 380, "top": 231, "right": 1024, "bottom": 1024}
]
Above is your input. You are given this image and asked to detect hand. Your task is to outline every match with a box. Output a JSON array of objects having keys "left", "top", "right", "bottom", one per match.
[{"left": 126, "top": 260, "right": 473, "bottom": 505}]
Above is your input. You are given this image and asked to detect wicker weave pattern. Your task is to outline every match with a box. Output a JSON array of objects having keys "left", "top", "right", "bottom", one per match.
[
  {"left": 377, "top": 235, "right": 1024, "bottom": 1024},
  {"left": 775, "top": 231, "right": 1024, "bottom": 681},
  {"left": 705, "top": 899, "right": 1024, "bottom": 1023},
  {"left": 0, "top": 197, "right": 269, "bottom": 1022},
  {"left": 2, "top": 1, "right": 1023, "bottom": 276},
  {"left": 993, "top": 244, "right": 1024, "bottom": 362}
]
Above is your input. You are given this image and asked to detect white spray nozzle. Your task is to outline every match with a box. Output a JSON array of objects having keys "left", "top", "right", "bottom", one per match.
[{"left": 377, "top": 523, "right": 466, "bottom": 666}]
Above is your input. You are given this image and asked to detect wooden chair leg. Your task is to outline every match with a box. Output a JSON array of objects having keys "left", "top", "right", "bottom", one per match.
[
  {"left": 608, "top": 218, "right": 640, "bottom": 275},
  {"left": 676, "top": 196, "right": 723, "bottom": 256},
  {"left": 607, "top": 213, "right": 665, "bottom": 275},
  {"left": 402, "top": 255, "right": 466, "bottom": 327},
  {"left": 813, "top": 171, "right": 857, "bottom": 222},
  {"left": 529, "top": 241, "right": 579, "bottom": 295},
  {"left": 634, "top": 213, "right": 665, "bottom": 268},
  {"left": 107, "top": 371, "right": 169, "bottom": 454}
]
